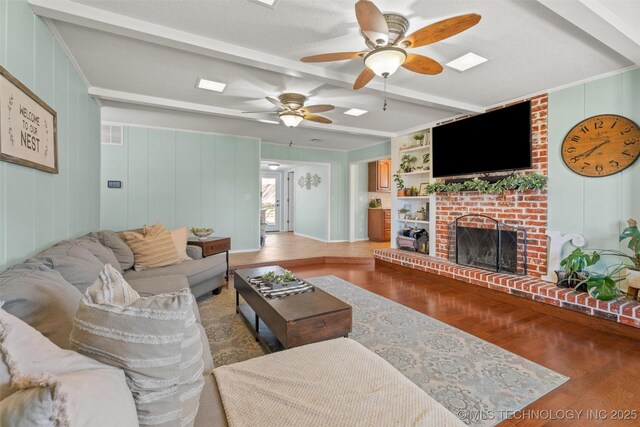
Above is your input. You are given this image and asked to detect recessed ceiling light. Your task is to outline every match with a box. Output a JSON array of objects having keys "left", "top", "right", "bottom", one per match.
[
  {"left": 196, "top": 78, "right": 226, "bottom": 93},
  {"left": 344, "top": 108, "right": 368, "bottom": 117},
  {"left": 445, "top": 53, "right": 487, "bottom": 72},
  {"left": 268, "top": 164, "right": 279, "bottom": 170},
  {"left": 250, "top": 0, "right": 278, "bottom": 7},
  {"left": 258, "top": 119, "right": 279, "bottom": 125}
]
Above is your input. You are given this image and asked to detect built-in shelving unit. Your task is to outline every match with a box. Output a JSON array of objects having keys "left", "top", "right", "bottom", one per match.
[{"left": 391, "top": 129, "right": 436, "bottom": 255}]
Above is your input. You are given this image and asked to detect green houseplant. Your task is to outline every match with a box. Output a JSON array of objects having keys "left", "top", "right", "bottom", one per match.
[
  {"left": 398, "top": 207, "right": 410, "bottom": 220},
  {"left": 393, "top": 174, "right": 405, "bottom": 196},
  {"left": 368, "top": 199, "right": 381, "bottom": 208},
  {"left": 557, "top": 248, "right": 600, "bottom": 291},
  {"left": 400, "top": 154, "right": 417, "bottom": 173},
  {"left": 413, "top": 133, "right": 425, "bottom": 146}
]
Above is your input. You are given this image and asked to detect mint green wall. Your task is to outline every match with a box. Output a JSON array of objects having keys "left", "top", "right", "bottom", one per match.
[
  {"left": 261, "top": 143, "right": 349, "bottom": 241},
  {"left": 293, "top": 164, "right": 329, "bottom": 241},
  {"left": 548, "top": 69, "right": 640, "bottom": 268},
  {"left": 0, "top": 0, "right": 101, "bottom": 270},
  {"left": 101, "top": 126, "right": 260, "bottom": 251},
  {"left": 348, "top": 141, "right": 391, "bottom": 163}
]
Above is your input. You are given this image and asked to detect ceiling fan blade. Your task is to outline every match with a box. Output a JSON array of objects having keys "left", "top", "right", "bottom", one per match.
[
  {"left": 241, "top": 110, "right": 280, "bottom": 114},
  {"left": 353, "top": 68, "right": 375, "bottom": 90},
  {"left": 266, "top": 96, "right": 286, "bottom": 109},
  {"left": 300, "top": 52, "right": 366, "bottom": 63},
  {"left": 400, "top": 13, "right": 481, "bottom": 49},
  {"left": 355, "top": 0, "right": 389, "bottom": 46},
  {"left": 300, "top": 104, "right": 335, "bottom": 114},
  {"left": 402, "top": 54, "right": 443, "bottom": 75},
  {"left": 304, "top": 114, "right": 332, "bottom": 124}
]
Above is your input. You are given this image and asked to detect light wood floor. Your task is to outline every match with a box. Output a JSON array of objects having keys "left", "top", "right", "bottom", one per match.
[{"left": 229, "top": 232, "right": 389, "bottom": 268}]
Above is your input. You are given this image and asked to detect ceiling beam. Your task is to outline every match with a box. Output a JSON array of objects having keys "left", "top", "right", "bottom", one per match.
[
  {"left": 536, "top": 0, "right": 640, "bottom": 64},
  {"left": 88, "top": 87, "right": 396, "bottom": 138},
  {"left": 29, "top": 0, "right": 484, "bottom": 114}
]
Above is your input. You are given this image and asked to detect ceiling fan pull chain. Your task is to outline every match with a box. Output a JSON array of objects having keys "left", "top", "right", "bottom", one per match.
[{"left": 383, "top": 76, "right": 388, "bottom": 111}]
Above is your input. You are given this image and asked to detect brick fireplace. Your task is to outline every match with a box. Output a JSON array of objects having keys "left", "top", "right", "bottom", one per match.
[{"left": 375, "top": 94, "right": 640, "bottom": 330}]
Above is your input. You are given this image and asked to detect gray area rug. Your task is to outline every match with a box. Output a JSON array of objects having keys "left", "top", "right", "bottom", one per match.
[{"left": 198, "top": 275, "right": 568, "bottom": 426}]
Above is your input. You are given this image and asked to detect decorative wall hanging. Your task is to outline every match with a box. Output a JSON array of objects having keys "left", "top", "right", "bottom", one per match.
[
  {"left": 298, "top": 172, "right": 321, "bottom": 190},
  {"left": 0, "top": 66, "right": 58, "bottom": 173}
]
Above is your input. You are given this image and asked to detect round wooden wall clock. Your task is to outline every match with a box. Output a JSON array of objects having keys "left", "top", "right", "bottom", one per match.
[{"left": 561, "top": 114, "right": 640, "bottom": 177}]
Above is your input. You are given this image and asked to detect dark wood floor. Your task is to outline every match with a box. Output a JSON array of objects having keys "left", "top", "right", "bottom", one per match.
[{"left": 284, "top": 262, "right": 640, "bottom": 426}]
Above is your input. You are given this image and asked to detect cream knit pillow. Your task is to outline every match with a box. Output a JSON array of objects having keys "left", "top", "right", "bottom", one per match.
[
  {"left": 170, "top": 227, "right": 192, "bottom": 262},
  {"left": 120, "top": 223, "right": 181, "bottom": 271},
  {"left": 70, "top": 264, "right": 204, "bottom": 427}
]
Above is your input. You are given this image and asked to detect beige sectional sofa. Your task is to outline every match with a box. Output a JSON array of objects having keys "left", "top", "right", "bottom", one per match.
[{"left": 0, "top": 231, "right": 464, "bottom": 426}]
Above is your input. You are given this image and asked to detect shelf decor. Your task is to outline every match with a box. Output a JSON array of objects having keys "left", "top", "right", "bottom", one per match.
[
  {"left": 1, "top": 66, "right": 58, "bottom": 173},
  {"left": 422, "top": 173, "right": 547, "bottom": 195}
]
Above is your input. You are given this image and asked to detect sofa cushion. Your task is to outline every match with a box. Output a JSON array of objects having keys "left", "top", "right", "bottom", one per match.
[
  {"left": 70, "top": 264, "right": 204, "bottom": 427},
  {"left": 121, "top": 224, "right": 181, "bottom": 271},
  {"left": 71, "top": 236, "right": 122, "bottom": 272},
  {"left": 171, "top": 227, "right": 192, "bottom": 262},
  {"left": 123, "top": 253, "right": 226, "bottom": 288},
  {"left": 31, "top": 244, "right": 104, "bottom": 293},
  {"left": 87, "top": 230, "right": 135, "bottom": 270},
  {"left": 0, "top": 263, "right": 82, "bottom": 350},
  {"left": 0, "top": 308, "right": 138, "bottom": 426},
  {"left": 127, "top": 275, "right": 202, "bottom": 323},
  {"left": 194, "top": 374, "right": 227, "bottom": 427}
]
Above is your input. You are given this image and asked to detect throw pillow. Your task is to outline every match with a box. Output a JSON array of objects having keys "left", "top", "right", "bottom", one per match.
[
  {"left": 87, "top": 230, "right": 135, "bottom": 270},
  {"left": 0, "top": 262, "right": 82, "bottom": 349},
  {"left": 120, "top": 223, "right": 181, "bottom": 271},
  {"left": 70, "top": 264, "right": 204, "bottom": 427},
  {"left": 170, "top": 227, "right": 193, "bottom": 262},
  {"left": 0, "top": 308, "right": 138, "bottom": 426}
]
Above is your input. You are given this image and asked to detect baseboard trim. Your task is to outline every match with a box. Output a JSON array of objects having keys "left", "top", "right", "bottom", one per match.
[{"left": 293, "top": 232, "right": 328, "bottom": 243}]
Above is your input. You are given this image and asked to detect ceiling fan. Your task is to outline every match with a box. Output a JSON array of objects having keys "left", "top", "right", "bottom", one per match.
[
  {"left": 242, "top": 93, "right": 335, "bottom": 128},
  {"left": 300, "top": 0, "right": 481, "bottom": 90}
]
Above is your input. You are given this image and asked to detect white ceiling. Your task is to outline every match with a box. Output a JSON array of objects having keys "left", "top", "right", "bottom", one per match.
[{"left": 30, "top": 0, "right": 639, "bottom": 150}]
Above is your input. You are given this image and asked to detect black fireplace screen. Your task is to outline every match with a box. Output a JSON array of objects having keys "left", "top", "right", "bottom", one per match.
[{"left": 451, "top": 215, "right": 527, "bottom": 275}]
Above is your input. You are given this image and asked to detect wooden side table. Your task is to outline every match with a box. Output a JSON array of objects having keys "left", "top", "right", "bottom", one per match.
[{"left": 187, "top": 236, "right": 230, "bottom": 280}]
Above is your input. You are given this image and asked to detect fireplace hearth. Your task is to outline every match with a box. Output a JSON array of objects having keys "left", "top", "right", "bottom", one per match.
[{"left": 451, "top": 215, "right": 527, "bottom": 275}]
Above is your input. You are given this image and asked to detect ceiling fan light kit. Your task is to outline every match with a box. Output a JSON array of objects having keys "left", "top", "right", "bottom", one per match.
[
  {"left": 364, "top": 47, "right": 407, "bottom": 77},
  {"left": 279, "top": 111, "right": 304, "bottom": 128}
]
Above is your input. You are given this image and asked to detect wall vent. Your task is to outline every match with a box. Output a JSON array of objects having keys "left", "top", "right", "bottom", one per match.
[{"left": 101, "top": 124, "right": 123, "bottom": 145}]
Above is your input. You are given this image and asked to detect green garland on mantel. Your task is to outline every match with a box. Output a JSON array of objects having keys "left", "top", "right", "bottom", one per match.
[{"left": 424, "top": 172, "right": 548, "bottom": 195}]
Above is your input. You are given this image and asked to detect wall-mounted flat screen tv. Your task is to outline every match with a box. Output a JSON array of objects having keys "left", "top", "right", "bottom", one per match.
[{"left": 432, "top": 101, "right": 532, "bottom": 178}]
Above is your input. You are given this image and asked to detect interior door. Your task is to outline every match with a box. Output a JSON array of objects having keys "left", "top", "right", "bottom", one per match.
[{"left": 261, "top": 173, "right": 281, "bottom": 232}]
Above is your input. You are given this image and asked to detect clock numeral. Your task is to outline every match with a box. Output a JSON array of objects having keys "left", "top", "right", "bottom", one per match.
[
  {"left": 594, "top": 120, "right": 603, "bottom": 129},
  {"left": 581, "top": 162, "right": 591, "bottom": 171},
  {"left": 566, "top": 146, "right": 576, "bottom": 153},
  {"left": 609, "top": 160, "right": 619, "bottom": 168},
  {"left": 611, "top": 120, "right": 618, "bottom": 129},
  {"left": 620, "top": 127, "right": 632, "bottom": 135},
  {"left": 595, "top": 164, "right": 603, "bottom": 173},
  {"left": 570, "top": 135, "right": 580, "bottom": 143},
  {"left": 580, "top": 126, "right": 589, "bottom": 134},
  {"left": 624, "top": 138, "right": 637, "bottom": 145},
  {"left": 622, "top": 150, "right": 633, "bottom": 157},
  {"left": 570, "top": 155, "right": 580, "bottom": 163}
]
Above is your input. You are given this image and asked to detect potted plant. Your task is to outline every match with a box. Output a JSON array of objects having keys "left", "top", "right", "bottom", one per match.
[
  {"left": 557, "top": 247, "right": 600, "bottom": 291},
  {"left": 415, "top": 207, "right": 426, "bottom": 220},
  {"left": 409, "top": 186, "right": 418, "bottom": 196},
  {"left": 400, "top": 154, "right": 417, "bottom": 173},
  {"left": 422, "top": 153, "right": 431, "bottom": 170},
  {"left": 593, "top": 218, "right": 640, "bottom": 298},
  {"left": 413, "top": 133, "right": 425, "bottom": 146},
  {"left": 368, "top": 199, "right": 381, "bottom": 208},
  {"left": 398, "top": 207, "right": 410, "bottom": 220},
  {"left": 393, "top": 174, "right": 405, "bottom": 197}
]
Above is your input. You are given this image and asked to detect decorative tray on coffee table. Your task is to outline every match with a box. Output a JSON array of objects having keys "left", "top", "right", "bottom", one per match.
[{"left": 247, "top": 270, "right": 314, "bottom": 298}]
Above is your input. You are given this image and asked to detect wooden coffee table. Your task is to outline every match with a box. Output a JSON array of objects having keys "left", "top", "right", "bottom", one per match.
[{"left": 234, "top": 266, "right": 352, "bottom": 351}]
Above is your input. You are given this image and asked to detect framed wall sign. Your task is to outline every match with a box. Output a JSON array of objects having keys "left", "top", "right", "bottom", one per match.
[{"left": 1, "top": 66, "right": 58, "bottom": 174}]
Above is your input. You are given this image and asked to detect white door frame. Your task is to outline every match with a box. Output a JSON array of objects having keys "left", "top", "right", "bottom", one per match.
[{"left": 260, "top": 172, "right": 282, "bottom": 232}]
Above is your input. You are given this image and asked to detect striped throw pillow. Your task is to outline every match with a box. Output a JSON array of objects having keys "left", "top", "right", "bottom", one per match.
[
  {"left": 120, "top": 223, "right": 181, "bottom": 271},
  {"left": 70, "top": 264, "right": 204, "bottom": 427}
]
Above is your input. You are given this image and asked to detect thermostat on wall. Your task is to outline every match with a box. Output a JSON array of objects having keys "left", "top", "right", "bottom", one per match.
[{"left": 107, "top": 180, "right": 122, "bottom": 189}]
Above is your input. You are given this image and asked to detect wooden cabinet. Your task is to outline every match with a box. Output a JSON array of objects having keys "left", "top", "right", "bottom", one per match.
[
  {"left": 368, "top": 159, "right": 391, "bottom": 192},
  {"left": 368, "top": 209, "right": 391, "bottom": 242}
]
